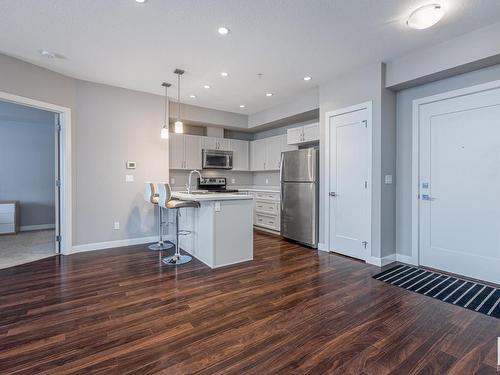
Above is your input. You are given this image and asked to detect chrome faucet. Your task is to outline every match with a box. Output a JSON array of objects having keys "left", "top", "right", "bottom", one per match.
[{"left": 186, "top": 170, "right": 202, "bottom": 194}]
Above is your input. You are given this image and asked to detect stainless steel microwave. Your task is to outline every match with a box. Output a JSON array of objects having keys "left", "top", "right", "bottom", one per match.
[{"left": 202, "top": 149, "right": 233, "bottom": 169}]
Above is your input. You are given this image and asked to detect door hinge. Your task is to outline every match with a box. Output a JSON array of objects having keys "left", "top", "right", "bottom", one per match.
[
  {"left": 362, "top": 120, "right": 368, "bottom": 128},
  {"left": 56, "top": 123, "right": 62, "bottom": 132},
  {"left": 56, "top": 179, "right": 61, "bottom": 187},
  {"left": 56, "top": 235, "right": 62, "bottom": 242},
  {"left": 362, "top": 241, "right": 368, "bottom": 249},
  {"left": 364, "top": 181, "right": 368, "bottom": 189}
]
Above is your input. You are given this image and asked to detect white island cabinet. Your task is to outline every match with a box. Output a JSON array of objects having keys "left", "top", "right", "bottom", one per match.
[{"left": 169, "top": 192, "right": 254, "bottom": 268}]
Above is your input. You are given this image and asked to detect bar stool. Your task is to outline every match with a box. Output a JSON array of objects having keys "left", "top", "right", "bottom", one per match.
[
  {"left": 157, "top": 182, "right": 200, "bottom": 265},
  {"left": 144, "top": 182, "right": 173, "bottom": 251}
]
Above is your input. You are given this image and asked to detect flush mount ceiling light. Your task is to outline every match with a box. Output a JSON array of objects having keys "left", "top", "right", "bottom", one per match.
[
  {"left": 203, "top": 85, "right": 211, "bottom": 89},
  {"left": 239, "top": 105, "right": 246, "bottom": 108},
  {"left": 220, "top": 72, "right": 229, "bottom": 77},
  {"left": 38, "top": 49, "right": 59, "bottom": 59},
  {"left": 303, "top": 76, "right": 312, "bottom": 81},
  {"left": 217, "top": 26, "right": 230, "bottom": 35},
  {"left": 174, "top": 69, "right": 184, "bottom": 134},
  {"left": 189, "top": 94, "right": 196, "bottom": 99},
  {"left": 160, "top": 82, "right": 171, "bottom": 139},
  {"left": 266, "top": 93, "right": 273, "bottom": 97},
  {"left": 407, "top": 4, "right": 444, "bottom": 29}
]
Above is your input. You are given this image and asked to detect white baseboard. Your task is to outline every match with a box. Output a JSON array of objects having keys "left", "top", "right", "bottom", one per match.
[
  {"left": 317, "top": 243, "right": 328, "bottom": 252},
  {"left": 366, "top": 254, "right": 397, "bottom": 267},
  {"left": 20, "top": 224, "right": 55, "bottom": 232},
  {"left": 71, "top": 235, "right": 174, "bottom": 254},
  {"left": 396, "top": 254, "right": 418, "bottom": 266}
]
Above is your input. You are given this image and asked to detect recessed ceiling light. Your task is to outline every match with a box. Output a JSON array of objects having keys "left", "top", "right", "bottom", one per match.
[
  {"left": 135, "top": 0, "right": 147, "bottom": 3},
  {"left": 303, "top": 76, "right": 312, "bottom": 81},
  {"left": 266, "top": 93, "right": 273, "bottom": 97},
  {"left": 203, "top": 85, "right": 211, "bottom": 89},
  {"left": 218, "top": 26, "right": 230, "bottom": 35},
  {"left": 220, "top": 72, "right": 229, "bottom": 77},
  {"left": 189, "top": 94, "right": 196, "bottom": 99},
  {"left": 38, "top": 49, "right": 57, "bottom": 58},
  {"left": 407, "top": 4, "right": 444, "bottom": 30},
  {"left": 239, "top": 105, "right": 246, "bottom": 108}
]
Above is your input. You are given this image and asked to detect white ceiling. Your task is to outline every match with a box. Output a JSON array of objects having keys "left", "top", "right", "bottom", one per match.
[{"left": 1, "top": 0, "right": 500, "bottom": 115}]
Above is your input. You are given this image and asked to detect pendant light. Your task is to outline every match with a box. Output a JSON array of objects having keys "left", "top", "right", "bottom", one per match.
[
  {"left": 160, "top": 82, "right": 171, "bottom": 139},
  {"left": 174, "top": 68, "right": 184, "bottom": 134}
]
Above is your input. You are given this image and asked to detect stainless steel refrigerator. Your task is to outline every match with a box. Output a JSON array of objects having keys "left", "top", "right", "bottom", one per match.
[{"left": 280, "top": 147, "right": 319, "bottom": 248}]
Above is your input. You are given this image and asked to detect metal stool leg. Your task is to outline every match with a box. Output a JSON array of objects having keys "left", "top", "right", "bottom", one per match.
[
  {"left": 149, "top": 205, "right": 173, "bottom": 251},
  {"left": 162, "top": 208, "right": 192, "bottom": 265}
]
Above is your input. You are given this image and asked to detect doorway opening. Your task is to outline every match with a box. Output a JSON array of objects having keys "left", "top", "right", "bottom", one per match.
[{"left": 0, "top": 91, "right": 72, "bottom": 268}]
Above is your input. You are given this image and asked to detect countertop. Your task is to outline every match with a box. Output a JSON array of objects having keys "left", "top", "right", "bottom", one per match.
[
  {"left": 234, "top": 186, "right": 280, "bottom": 193},
  {"left": 172, "top": 191, "right": 253, "bottom": 201}
]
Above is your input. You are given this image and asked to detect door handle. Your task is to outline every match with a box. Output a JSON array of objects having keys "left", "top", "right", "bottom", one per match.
[{"left": 329, "top": 192, "right": 337, "bottom": 197}]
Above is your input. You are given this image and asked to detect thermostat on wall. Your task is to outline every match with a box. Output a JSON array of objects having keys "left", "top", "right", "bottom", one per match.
[{"left": 126, "top": 161, "right": 137, "bottom": 169}]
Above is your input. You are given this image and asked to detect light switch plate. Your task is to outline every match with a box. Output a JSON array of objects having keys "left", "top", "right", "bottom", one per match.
[
  {"left": 171, "top": 177, "right": 176, "bottom": 185},
  {"left": 114, "top": 221, "right": 120, "bottom": 230},
  {"left": 231, "top": 178, "right": 236, "bottom": 184},
  {"left": 384, "top": 175, "right": 393, "bottom": 184},
  {"left": 125, "top": 174, "right": 134, "bottom": 182},
  {"left": 265, "top": 178, "right": 269, "bottom": 185},
  {"left": 215, "top": 202, "right": 221, "bottom": 212},
  {"left": 126, "top": 161, "right": 136, "bottom": 169}
]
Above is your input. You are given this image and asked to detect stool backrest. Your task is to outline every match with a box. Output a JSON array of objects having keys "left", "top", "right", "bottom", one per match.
[
  {"left": 157, "top": 182, "right": 172, "bottom": 208},
  {"left": 144, "top": 182, "right": 157, "bottom": 203}
]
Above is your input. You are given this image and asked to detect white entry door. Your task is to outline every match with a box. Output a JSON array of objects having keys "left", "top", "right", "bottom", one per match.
[
  {"left": 419, "top": 86, "right": 500, "bottom": 284},
  {"left": 329, "top": 107, "right": 371, "bottom": 260}
]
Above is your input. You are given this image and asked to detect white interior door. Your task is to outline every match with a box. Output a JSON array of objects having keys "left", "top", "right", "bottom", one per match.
[
  {"left": 329, "top": 108, "right": 370, "bottom": 260},
  {"left": 419, "top": 87, "right": 500, "bottom": 284}
]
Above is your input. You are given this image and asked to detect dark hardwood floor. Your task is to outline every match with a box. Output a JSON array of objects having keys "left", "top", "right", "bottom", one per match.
[{"left": 0, "top": 231, "right": 498, "bottom": 374}]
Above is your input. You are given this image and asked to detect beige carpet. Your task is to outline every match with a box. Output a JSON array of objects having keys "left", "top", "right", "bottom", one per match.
[{"left": 0, "top": 230, "right": 55, "bottom": 269}]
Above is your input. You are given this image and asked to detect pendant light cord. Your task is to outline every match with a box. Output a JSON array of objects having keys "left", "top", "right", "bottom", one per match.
[
  {"left": 164, "top": 84, "right": 168, "bottom": 126},
  {"left": 177, "top": 73, "right": 181, "bottom": 123}
]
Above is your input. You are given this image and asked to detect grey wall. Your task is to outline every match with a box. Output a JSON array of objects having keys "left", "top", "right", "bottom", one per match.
[
  {"left": 0, "top": 101, "right": 56, "bottom": 227},
  {"left": 0, "top": 53, "right": 168, "bottom": 246},
  {"left": 396, "top": 63, "right": 500, "bottom": 257}
]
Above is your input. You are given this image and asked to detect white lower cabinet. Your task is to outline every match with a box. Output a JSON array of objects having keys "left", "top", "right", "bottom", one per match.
[{"left": 243, "top": 190, "right": 281, "bottom": 232}]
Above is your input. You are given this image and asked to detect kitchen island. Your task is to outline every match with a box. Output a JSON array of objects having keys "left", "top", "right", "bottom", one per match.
[{"left": 169, "top": 191, "right": 254, "bottom": 268}]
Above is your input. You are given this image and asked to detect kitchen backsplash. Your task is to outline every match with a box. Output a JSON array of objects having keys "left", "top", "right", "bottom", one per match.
[{"left": 169, "top": 170, "right": 279, "bottom": 189}]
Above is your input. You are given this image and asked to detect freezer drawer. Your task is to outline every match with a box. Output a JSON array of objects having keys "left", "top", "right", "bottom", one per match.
[{"left": 280, "top": 182, "right": 317, "bottom": 247}]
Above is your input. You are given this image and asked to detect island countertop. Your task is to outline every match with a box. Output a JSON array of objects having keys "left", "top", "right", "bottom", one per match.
[{"left": 171, "top": 191, "right": 253, "bottom": 201}]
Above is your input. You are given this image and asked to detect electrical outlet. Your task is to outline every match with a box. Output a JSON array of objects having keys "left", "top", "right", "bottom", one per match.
[
  {"left": 265, "top": 178, "right": 269, "bottom": 185},
  {"left": 114, "top": 221, "right": 120, "bottom": 230},
  {"left": 125, "top": 174, "right": 134, "bottom": 182},
  {"left": 231, "top": 178, "right": 236, "bottom": 184},
  {"left": 171, "top": 177, "right": 176, "bottom": 185}
]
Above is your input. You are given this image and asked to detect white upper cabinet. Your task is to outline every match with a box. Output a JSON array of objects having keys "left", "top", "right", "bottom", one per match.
[
  {"left": 287, "top": 127, "right": 303, "bottom": 145},
  {"left": 201, "top": 136, "right": 217, "bottom": 150},
  {"left": 169, "top": 133, "right": 202, "bottom": 170},
  {"left": 169, "top": 133, "right": 185, "bottom": 169},
  {"left": 250, "top": 134, "right": 297, "bottom": 171},
  {"left": 266, "top": 136, "right": 282, "bottom": 170},
  {"left": 287, "top": 122, "right": 319, "bottom": 144},
  {"left": 184, "top": 134, "right": 202, "bottom": 170},
  {"left": 303, "top": 123, "right": 320, "bottom": 143},
  {"left": 201, "top": 136, "right": 231, "bottom": 151},
  {"left": 250, "top": 139, "right": 267, "bottom": 171},
  {"left": 231, "top": 139, "right": 249, "bottom": 171}
]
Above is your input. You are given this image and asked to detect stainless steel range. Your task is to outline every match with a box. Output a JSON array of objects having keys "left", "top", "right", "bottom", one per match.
[{"left": 197, "top": 177, "right": 238, "bottom": 193}]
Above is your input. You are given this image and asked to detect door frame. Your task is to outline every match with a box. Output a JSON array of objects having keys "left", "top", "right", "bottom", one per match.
[
  {"left": 324, "top": 101, "right": 372, "bottom": 260},
  {"left": 0, "top": 90, "right": 72, "bottom": 255},
  {"left": 411, "top": 79, "right": 500, "bottom": 266}
]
